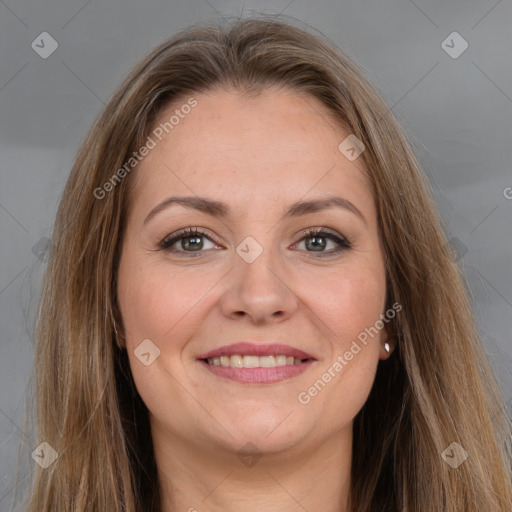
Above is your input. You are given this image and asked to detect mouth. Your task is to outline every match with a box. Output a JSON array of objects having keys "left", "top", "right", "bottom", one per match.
[
  {"left": 196, "top": 342, "right": 316, "bottom": 384},
  {"left": 201, "top": 354, "right": 310, "bottom": 367}
]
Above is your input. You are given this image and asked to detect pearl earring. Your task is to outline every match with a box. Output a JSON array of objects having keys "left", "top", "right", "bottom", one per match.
[{"left": 384, "top": 342, "right": 390, "bottom": 354}]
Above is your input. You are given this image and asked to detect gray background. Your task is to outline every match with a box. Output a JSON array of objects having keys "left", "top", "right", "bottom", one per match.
[{"left": 1, "top": 0, "right": 511, "bottom": 509}]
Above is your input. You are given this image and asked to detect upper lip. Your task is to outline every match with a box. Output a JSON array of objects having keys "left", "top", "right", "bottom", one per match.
[{"left": 197, "top": 342, "right": 316, "bottom": 360}]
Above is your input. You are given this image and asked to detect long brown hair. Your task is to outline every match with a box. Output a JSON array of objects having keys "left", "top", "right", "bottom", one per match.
[{"left": 21, "top": 15, "right": 512, "bottom": 511}]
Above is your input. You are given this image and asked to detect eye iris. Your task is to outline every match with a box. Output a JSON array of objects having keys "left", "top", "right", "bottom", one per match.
[
  {"left": 183, "top": 235, "right": 203, "bottom": 250},
  {"left": 306, "top": 235, "right": 326, "bottom": 251}
]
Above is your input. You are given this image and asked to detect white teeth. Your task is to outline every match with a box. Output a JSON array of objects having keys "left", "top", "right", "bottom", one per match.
[
  {"left": 275, "top": 355, "right": 287, "bottom": 366},
  {"left": 243, "top": 355, "right": 260, "bottom": 368},
  {"left": 230, "top": 355, "right": 244, "bottom": 368},
  {"left": 259, "top": 355, "right": 275, "bottom": 367},
  {"left": 206, "top": 354, "right": 305, "bottom": 368}
]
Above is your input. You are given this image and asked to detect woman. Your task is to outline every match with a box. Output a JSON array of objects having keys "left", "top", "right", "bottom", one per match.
[{"left": 24, "top": 16, "right": 512, "bottom": 512}]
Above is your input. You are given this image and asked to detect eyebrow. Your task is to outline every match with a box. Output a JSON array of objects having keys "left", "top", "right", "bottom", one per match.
[{"left": 143, "top": 195, "right": 367, "bottom": 226}]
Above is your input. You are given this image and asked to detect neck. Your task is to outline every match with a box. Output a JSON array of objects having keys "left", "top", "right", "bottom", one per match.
[{"left": 152, "top": 421, "right": 353, "bottom": 512}]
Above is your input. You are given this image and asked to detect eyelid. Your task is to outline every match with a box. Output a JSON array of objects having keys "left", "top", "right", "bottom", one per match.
[
  {"left": 295, "top": 226, "right": 347, "bottom": 241},
  {"left": 160, "top": 227, "right": 221, "bottom": 250},
  {"left": 159, "top": 226, "right": 352, "bottom": 255},
  {"left": 291, "top": 227, "right": 353, "bottom": 254}
]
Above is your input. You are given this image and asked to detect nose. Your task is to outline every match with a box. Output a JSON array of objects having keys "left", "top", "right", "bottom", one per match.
[{"left": 219, "top": 240, "right": 299, "bottom": 325}]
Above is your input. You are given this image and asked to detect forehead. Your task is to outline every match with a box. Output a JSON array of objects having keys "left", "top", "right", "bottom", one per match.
[{"left": 128, "top": 87, "right": 373, "bottom": 221}]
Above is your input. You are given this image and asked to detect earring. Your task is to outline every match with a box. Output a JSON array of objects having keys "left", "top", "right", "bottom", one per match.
[{"left": 384, "top": 342, "right": 390, "bottom": 354}]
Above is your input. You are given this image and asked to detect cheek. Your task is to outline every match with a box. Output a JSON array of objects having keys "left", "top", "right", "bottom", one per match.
[
  {"left": 116, "top": 255, "right": 206, "bottom": 407},
  {"left": 302, "top": 261, "right": 385, "bottom": 415},
  {"left": 118, "top": 266, "right": 169, "bottom": 341},
  {"left": 117, "top": 254, "right": 217, "bottom": 345},
  {"left": 298, "top": 277, "right": 383, "bottom": 431},
  {"left": 304, "top": 264, "right": 386, "bottom": 347}
]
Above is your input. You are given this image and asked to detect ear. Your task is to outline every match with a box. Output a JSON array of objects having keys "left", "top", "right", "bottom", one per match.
[
  {"left": 117, "top": 332, "right": 126, "bottom": 349},
  {"left": 114, "top": 323, "right": 126, "bottom": 349}
]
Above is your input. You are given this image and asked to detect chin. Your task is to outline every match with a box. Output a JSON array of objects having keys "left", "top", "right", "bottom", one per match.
[{"left": 216, "top": 408, "right": 309, "bottom": 452}]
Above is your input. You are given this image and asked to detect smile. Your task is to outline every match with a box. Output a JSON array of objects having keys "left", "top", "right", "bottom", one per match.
[
  {"left": 196, "top": 342, "right": 316, "bottom": 383},
  {"left": 204, "top": 355, "right": 306, "bottom": 368}
]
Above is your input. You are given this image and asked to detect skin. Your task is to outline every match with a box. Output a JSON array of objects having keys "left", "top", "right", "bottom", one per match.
[{"left": 117, "top": 86, "right": 394, "bottom": 512}]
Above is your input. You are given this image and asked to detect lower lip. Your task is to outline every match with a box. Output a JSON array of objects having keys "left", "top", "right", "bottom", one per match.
[{"left": 198, "top": 360, "right": 315, "bottom": 383}]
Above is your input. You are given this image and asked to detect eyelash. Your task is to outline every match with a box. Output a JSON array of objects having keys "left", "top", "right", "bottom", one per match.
[{"left": 159, "top": 227, "right": 352, "bottom": 258}]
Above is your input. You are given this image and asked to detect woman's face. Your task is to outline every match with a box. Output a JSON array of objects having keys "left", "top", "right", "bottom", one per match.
[{"left": 117, "top": 87, "right": 389, "bottom": 457}]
